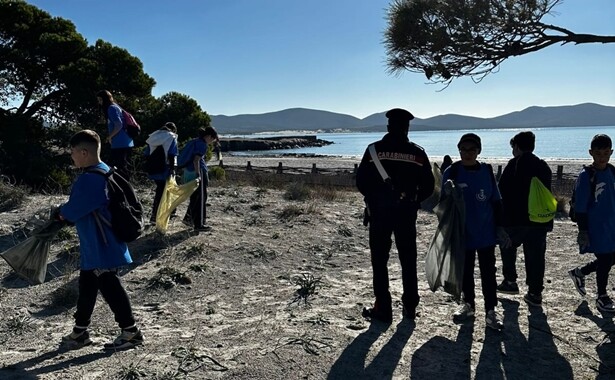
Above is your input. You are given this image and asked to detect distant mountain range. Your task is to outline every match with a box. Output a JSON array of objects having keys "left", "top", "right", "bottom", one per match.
[{"left": 210, "top": 103, "right": 615, "bottom": 134}]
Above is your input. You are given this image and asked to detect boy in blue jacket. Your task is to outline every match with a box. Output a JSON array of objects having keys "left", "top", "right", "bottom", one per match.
[
  {"left": 568, "top": 134, "right": 615, "bottom": 313},
  {"left": 59, "top": 130, "right": 143, "bottom": 350}
]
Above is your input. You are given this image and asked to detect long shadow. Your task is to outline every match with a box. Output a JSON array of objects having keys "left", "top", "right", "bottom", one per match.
[
  {"left": 574, "top": 301, "right": 615, "bottom": 378},
  {"left": 499, "top": 298, "right": 573, "bottom": 379},
  {"left": 327, "top": 320, "right": 391, "bottom": 379},
  {"left": 363, "top": 318, "right": 415, "bottom": 379},
  {"left": 410, "top": 318, "right": 474, "bottom": 379},
  {"left": 0, "top": 345, "right": 113, "bottom": 379},
  {"left": 475, "top": 320, "right": 504, "bottom": 379},
  {"left": 1, "top": 227, "right": 193, "bottom": 288}
]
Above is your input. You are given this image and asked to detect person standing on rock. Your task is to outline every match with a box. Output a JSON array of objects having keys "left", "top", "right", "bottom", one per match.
[
  {"left": 497, "top": 131, "right": 552, "bottom": 308},
  {"left": 356, "top": 108, "right": 435, "bottom": 322}
]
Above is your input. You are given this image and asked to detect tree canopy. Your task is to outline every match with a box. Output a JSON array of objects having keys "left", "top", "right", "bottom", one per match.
[
  {"left": 0, "top": 1, "right": 210, "bottom": 186},
  {"left": 384, "top": 0, "right": 615, "bottom": 84}
]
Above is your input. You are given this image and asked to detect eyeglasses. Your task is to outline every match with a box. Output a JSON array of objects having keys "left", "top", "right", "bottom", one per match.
[{"left": 459, "top": 147, "right": 478, "bottom": 153}]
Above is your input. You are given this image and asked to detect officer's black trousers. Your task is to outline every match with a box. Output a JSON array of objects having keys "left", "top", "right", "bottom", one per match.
[{"left": 369, "top": 202, "right": 419, "bottom": 311}]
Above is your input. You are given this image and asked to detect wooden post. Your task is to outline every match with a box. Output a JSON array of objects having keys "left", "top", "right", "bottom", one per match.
[
  {"left": 354, "top": 163, "right": 358, "bottom": 174},
  {"left": 277, "top": 162, "right": 283, "bottom": 174},
  {"left": 557, "top": 165, "right": 563, "bottom": 180},
  {"left": 219, "top": 159, "right": 224, "bottom": 168},
  {"left": 496, "top": 165, "right": 502, "bottom": 181},
  {"left": 311, "top": 163, "right": 318, "bottom": 173},
  {"left": 246, "top": 161, "right": 252, "bottom": 171}
]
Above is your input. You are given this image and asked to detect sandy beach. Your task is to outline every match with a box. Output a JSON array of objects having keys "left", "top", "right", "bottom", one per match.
[{"left": 0, "top": 155, "right": 612, "bottom": 379}]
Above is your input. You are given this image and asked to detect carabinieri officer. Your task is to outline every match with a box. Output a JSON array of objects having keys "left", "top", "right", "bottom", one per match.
[{"left": 356, "top": 108, "right": 435, "bottom": 322}]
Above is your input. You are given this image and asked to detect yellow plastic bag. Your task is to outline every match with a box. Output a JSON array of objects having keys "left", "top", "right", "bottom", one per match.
[
  {"left": 528, "top": 177, "right": 557, "bottom": 223},
  {"left": 156, "top": 176, "right": 200, "bottom": 233}
]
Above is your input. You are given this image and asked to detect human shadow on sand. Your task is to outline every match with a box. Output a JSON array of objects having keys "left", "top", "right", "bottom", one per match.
[
  {"left": 1, "top": 227, "right": 194, "bottom": 288},
  {"left": 574, "top": 300, "right": 615, "bottom": 378},
  {"left": 328, "top": 318, "right": 414, "bottom": 379},
  {"left": 497, "top": 298, "right": 573, "bottom": 379},
  {"left": 410, "top": 319, "right": 474, "bottom": 379},
  {"left": 0, "top": 345, "right": 113, "bottom": 379}
]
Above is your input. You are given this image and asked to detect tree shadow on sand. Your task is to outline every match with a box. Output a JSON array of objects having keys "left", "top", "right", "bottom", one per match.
[
  {"left": 410, "top": 319, "right": 474, "bottom": 379},
  {"left": 0, "top": 345, "right": 113, "bottom": 379},
  {"left": 328, "top": 318, "right": 415, "bottom": 379},
  {"left": 574, "top": 300, "right": 615, "bottom": 378},
  {"left": 497, "top": 298, "right": 573, "bottom": 379}
]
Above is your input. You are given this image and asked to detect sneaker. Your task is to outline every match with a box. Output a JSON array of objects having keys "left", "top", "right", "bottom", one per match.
[
  {"left": 103, "top": 329, "right": 144, "bottom": 350},
  {"left": 496, "top": 280, "right": 519, "bottom": 294},
  {"left": 194, "top": 225, "right": 212, "bottom": 233},
  {"left": 568, "top": 268, "right": 587, "bottom": 297},
  {"left": 362, "top": 300, "right": 392, "bottom": 323},
  {"left": 453, "top": 302, "right": 475, "bottom": 323},
  {"left": 61, "top": 330, "right": 92, "bottom": 349},
  {"left": 523, "top": 292, "right": 542, "bottom": 307},
  {"left": 596, "top": 295, "right": 615, "bottom": 313},
  {"left": 485, "top": 310, "right": 504, "bottom": 331}
]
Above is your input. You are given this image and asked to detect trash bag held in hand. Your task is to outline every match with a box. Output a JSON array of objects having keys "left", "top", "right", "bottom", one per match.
[
  {"left": 156, "top": 176, "right": 200, "bottom": 233},
  {"left": 1, "top": 219, "right": 66, "bottom": 285},
  {"left": 528, "top": 177, "right": 557, "bottom": 223},
  {"left": 425, "top": 180, "right": 466, "bottom": 301}
]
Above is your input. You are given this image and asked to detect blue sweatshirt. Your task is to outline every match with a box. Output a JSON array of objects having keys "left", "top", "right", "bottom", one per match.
[
  {"left": 60, "top": 162, "right": 133, "bottom": 270},
  {"left": 443, "top": 163, "right": 500, "bottom": 250},
  {"left": 575, "top": 166, "right": 615, "bottom": 254},
  {"left": 107, "top": 104, "right": 134, "bottom": 149}
]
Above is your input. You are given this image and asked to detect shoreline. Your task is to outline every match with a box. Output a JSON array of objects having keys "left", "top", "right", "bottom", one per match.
[{"left": 219, "top": 153, "right": 588, "bottom": 177}]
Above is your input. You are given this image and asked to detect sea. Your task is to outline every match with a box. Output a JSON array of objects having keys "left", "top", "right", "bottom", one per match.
[{"left": 226, "top": 126, "right": 615, "bottom": 160}]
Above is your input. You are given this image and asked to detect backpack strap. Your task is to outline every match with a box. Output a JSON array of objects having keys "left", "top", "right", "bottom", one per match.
[
  {"left": 447, "top": 161, "right": 462, "bottom": 181},
  {"left": 85, "top": 166, "right": 113, "bottom": 245}
]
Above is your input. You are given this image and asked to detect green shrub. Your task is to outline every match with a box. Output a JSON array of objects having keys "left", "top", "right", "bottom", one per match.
[
  {"left": 0, "top": 180, "right": 28, "bottom": 212},
  {"left": 284, "top": 182, "right": 310, "bottom": 201},
  {"left": 209, "top": 166, "right": 226, "bottom": 181}
]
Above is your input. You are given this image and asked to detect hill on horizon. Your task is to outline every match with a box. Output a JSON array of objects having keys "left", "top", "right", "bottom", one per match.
[{"left": 211, "top": 103, "right": 615, "bottom": 134}]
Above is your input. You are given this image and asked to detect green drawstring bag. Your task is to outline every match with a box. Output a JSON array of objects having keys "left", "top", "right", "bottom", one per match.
[{"left": 528, "top": 177, "right": 557, "bottom": 222}]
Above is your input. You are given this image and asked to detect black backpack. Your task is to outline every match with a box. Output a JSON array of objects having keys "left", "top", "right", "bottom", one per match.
[
  {"left": 569, "top": 164, "right": 615, "bottom": 222},
  {"left": 88, "top": 167, "right": 144, "bottom": 242},
  {"left": 144, "top": 145, "right": 167, "bottom": 175}
]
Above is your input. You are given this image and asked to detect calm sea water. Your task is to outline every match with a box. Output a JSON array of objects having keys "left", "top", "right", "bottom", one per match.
[{"left": 227, "top": 126, "right": 615, "bottom": 160}]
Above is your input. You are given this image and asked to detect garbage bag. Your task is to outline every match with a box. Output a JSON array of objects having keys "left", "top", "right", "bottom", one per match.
[
  {"left": 425, "top": 180, "right": 466, "bottom": 301},
  {"left": 420, "top": 162, "right": 442, "bottom": 212},
  {"left": 1, "top": 219, "right": 66, "bottom": 284},
  {"left": 528, "top": 176, "right": 557, "bottom": 223},
  {"left": 156, "top": 176, "right": 200, "bottom": 233}
]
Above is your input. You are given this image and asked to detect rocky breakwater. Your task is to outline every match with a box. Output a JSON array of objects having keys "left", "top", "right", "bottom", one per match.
[{"left": 219, "top": 135, "right": 333, "bottom": 152}]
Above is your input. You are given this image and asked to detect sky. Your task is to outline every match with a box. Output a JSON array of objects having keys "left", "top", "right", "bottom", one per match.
[{"left": 25, "top": 0, "right": 615, "bottom": 120}]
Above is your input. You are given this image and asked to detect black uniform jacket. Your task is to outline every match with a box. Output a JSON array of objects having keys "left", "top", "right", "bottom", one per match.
[
  {"left": 498, "top": 152, "right": 553, "bottom": 229},
  {"left": 356, "top": 133, "right": 435, "bottom": 209}
]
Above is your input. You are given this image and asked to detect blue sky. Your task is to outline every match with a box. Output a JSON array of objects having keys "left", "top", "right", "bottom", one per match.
[{"left": 27, "top": 0, "right": 615, "bottom": 119}]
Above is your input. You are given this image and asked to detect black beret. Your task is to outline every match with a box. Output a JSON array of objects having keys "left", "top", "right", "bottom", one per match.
[{"left": 385, "top": 108, "right": 414, "bottom": 123}]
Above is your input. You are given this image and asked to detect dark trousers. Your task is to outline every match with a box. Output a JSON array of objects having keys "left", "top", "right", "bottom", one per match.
[
  {"left": 580, "top": 252, "right": 615, "bottom": 296},
  {"left": 462, "top": 246, "right": 498, "bottom": 311},
  {"left": 369, "top": 202, "right": 419, "bottom": 311},
  {"left": 151, "top": 179, "right": 166, "bottom": 221},
  {"left": 186, "top": 178, "right": 208, "bottom": 228},
  {"left": 74, "top": 269, "right": 135, "bottom": 329},
  {"left": 500, "top": 226, "right": 547, "bottom": 295},
  {"left": 109, "top": 147, "right": 132, "bottom": 181}
]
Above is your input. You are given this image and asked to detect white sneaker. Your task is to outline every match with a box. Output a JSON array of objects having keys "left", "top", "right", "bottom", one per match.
[{"left": 453, "top": 303, "right": 475, "bottom": 322}]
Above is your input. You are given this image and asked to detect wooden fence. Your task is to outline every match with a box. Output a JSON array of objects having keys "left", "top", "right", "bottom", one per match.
[{"left": 215, "top": 160, "right": 577, "bottom": 197}]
